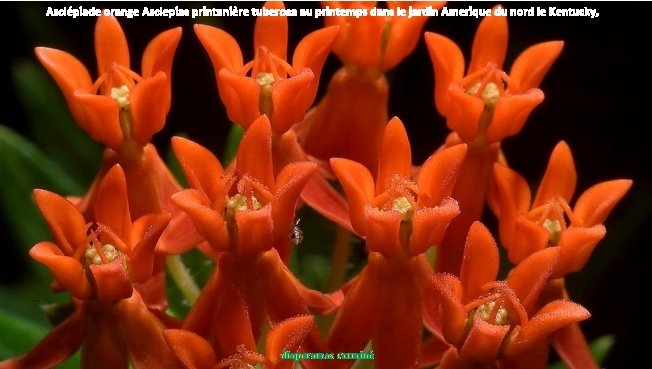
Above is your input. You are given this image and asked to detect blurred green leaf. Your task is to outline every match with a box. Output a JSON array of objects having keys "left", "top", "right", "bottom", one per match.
[
  {"left": 12, "top": 59, "right": 101, "bottom": 185},
  {"left": 0, "top": 125, "right": 83, "bottom": 249},
  {"left": 548, "top": 335, "right": 615, "bottom": 369},
  {"left": 222, "top": 124, "right": 244, "bottom": 165},
  {"left": 0, "top": 307, "right": 80, "bottom": 367}
]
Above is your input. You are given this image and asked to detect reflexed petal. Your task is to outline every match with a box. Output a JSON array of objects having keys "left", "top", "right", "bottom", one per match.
[
  {"left": 425, "top": 32, "right": 465, "bottom": 116},
  {"left": 194, "top": 24, "right": 244, "bottom": 73},
  {"left": 376, "top": 117, "right": 412, "bottom": 194},
  {"left": 254, "top": 1, "right": 288, "bottom": 60},
  {"left": 485, "top": 89, "right": 544, "bottom": 143},
  {"left": 130, "top": 72, "right": 169, "bottom": 146},
  {"left": 410, "top": 198, "right": 460, "bottom": 256},
  {"left": 73, "top": 91, "right": 123, "bottom": 150},
  {"left": 437, "top": 348, "right": 470, "bottom": 369},
  {"left": 510, "top": 41, "right": 564, "bottom": 93},
  {"left": 29, "top": 242, "right": 91, "bottom": 300},
  {"left": 506, "top": 247, "right": 559, "bottom": 313},
  {"left": 418, "top": 335, "right": 450, "bottom": 368},
  {"left": 95, "top": 16, "right": 130, "bottom": 92},
  {"left": 507, "top": 217, "right": 550, "bottom": 264},
  {"left": 95, "top": 165, "right": 131, "bottom": 240},
  {"left": 292, "top": 25, "right": 339, "bottom": 101},
  {"left": 171, "top": 190, "right": 229, "bottom": 251},
  {"left": 88, "top": 257, "right": 133, "bottom": 303},
  {"left": 300, "top": 173, "right": 354, "bottom": 233},
  {"left": 364, "top": 206, "right": 403, "bottom": 259},
  {"left": 459, "top": 222, "right": 499, "bottom": 299},
  {"left": 468, "top": 10, "right": 508, "bottom": 73},
  {"left": 533, "top": 141, "right": 576, "bottom": 208},
  {"left": 330, "top": 158, "right": 375, "bottom": 235},
  {"left": 430, "top": 274, "right": 466, "bottom": 345},
  {"left": 164, "top": 329, "right": 217, "bottom": 369},
  {"left": 171, "top": 136, "right": 225, "bottom": 203},
  {"left": 460, "top": 316, "right": 510, "bottom": 363},
  {"left": 573, "top": 179, "right": 632, "bottom": 227},
  {"left": 553, "top": 323, "right": 600, "bottom": 369},
  {"left": 270, "top": 71, "right": 314, "bottom": 134},
  {"left": 506, "top": 300, "right": 590, "bottom": 357},
  {"left": 0, "top": 304, "right": 85, "bottom": 369},
  {"left": 236, "top": 116, "right": 275, "bottom": 188},
  {"left": 212, "top": 283, "right": 258, "bottom": 356},
  {"left": 33, "top": 189, "right": 88, "bottom": 255},
  {"left": 446, "top": 84, "right": 485, "bottom": 141},
  {"left": 81, "top": 309, "right": 128, "bottom": 369},
  {"left": 217, "top": 70, "right": 261, "bottom": 129},
  {"left": 129, "top": 213, "right": 171, "bottom": 283},
  {"left": 553, "top": 225, "right": 606, "bottom": 278},
  {"left": 417, "top": 144, "right": 467, "bottom": 207},
  {"left": 34, "top": 47, "right": 93, "bottom": 124}
]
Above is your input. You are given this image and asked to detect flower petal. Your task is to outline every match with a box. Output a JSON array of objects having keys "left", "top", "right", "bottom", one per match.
[
  {"left": 506, "top": 247, "right": 560, "bottom": 313},
  {"left": 292, "top": 25, "right": 339, "bottom": 103},
  {"left": 164, "top": 329, "right": 217, "bottom": 369},
  {"left": 265, "top": 316, "right": 314, "bottom": 365},
  {"left": 552, "top": 323, "right": 600, "bottom": 369},
  {"left": 460, "top": 315, "right": 510, "bottom": 364},
  {"left": 509, "top": 41, "right": 564, "bottom": 93},
  {"left": 130, "top": 72, "right": 169, "bottom": 146},
  {"left": 430, "top": 273, "right": 466, "bottom": 345},
  {"left": 532, "top": 141, "right": 576, "bottom": 208},
  {"left": 254, "top": 1, "right": 288, "bottom": 61},
  {"left": 95, "top": 165, "right": 131, "bottom": 241},
  {"left": 573, "top": 179, "right": 632, "bottom": 227},
  {"left": 485, "top": 88, "right": 544, "bottom": 143},
  {"left": 459, "top": 222, "right": 499, "bottom": 300},
  {"left": 217, "top": 70, "right": 262, "bottom": 129},
  {"left": 141, "top": 26, "right": 182, "bottom": 80},
  {"left": 33, "top": 189, "right": 88, "bottom": 256},
  {"left": 34, "top": 47, "right": 93, "bottom": 125},
  {"left": 235, "top": 205, "right": 274, "bottom": 256},
  {"left": 376, "top": 117, "right": 412, "bottom": 194},
  {"left": 95, "top": 16, "right": 130, "bottom": 93},
  {"left": 171, "top": 136, "right": 225, "bottom": 203},
  {"left": 171, "top": 190, "right": 229, "bottom": 252},
  {"left": 299, "top": 172, "right": 354, "bottom": 233},
  {"left": 194, "top": 24, "right": 244, "bottom": 73},
  {"left": 73, "top": 91, "right": 123, "bottom": 150},
  {"left": 410, "top": 198, "right": 460, "bottom": 256},
  {"left": 236, "top": 115, "right": 275, "bottom": 188},
  {"left": 424, "top": 32, "right": 465, "bottom": 116},
  {"left": 507, "top": 216, "right": 550, "bottom": 264},
  {"left": 468, "top": 9, "right": 508, "bottom": 73},
  {"left": 129, "top": 213, "right": 171, "bottom": 283},
  {"left": 553, "top": 225, "right": 606, "bottom": 278},
  {"left": 364, "top": 206, "right": 403, "bottom": 259},
  {"left": 330, "top": 158, "right": 375, "bottom": 235},
  {"left": 417, "top": 144, "right": 467, "bottom": 207},
  {"left": 270, "top": 70, "right": 314, "bottom": 134},
  {"left": 29, "top": 242, "right": 91, "bottom": 299},
  {"left": 88, "top": 256, "right": 133, "bottom": 303},
  {"left": 506, "top": 300, "right": 590, "bottom": 357},
  {"left": 446, "top": 84, "right": 485, "bottom": 141},
  {"left": 492, "top": 163, "right": 532, "bottom": 247}
]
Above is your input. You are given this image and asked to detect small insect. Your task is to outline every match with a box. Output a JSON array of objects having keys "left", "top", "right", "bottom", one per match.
[{"left": 289, "top": 218, "right": 304, "bottom": 246}]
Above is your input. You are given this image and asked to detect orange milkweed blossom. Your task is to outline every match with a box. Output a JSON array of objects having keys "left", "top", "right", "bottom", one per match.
[
  {"left": 194, "top": 1, "right": 339, "bottom": 136},
  {"left": 328, "top": 117, "right": 466, "bottom": 369},
  {"left": 169, "top": 116, "right": 341, "bottom": 363},
  {"left": 425, "top": 222, "right": 590, "bottom": 369},
  {"left": 0, "top": 165, "right": 179, "bottom": 369},
  {"left": 164, "top": 315, "right": 315, "bottom": 369},
  {"left": 424, "top": 10, "right": 564, "bottom": 274},
  {"left": 298, "top": 1, "right": 445, "bottom": 172}
]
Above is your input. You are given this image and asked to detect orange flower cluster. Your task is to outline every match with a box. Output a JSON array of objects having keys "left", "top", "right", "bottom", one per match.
[{"left": 0, "top": 3, "right": 631, "bottom": 369}]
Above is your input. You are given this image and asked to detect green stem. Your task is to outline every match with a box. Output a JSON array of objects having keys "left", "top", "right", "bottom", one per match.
[{"left": 166, "top": 255, "right": 200, "bottom": 305}]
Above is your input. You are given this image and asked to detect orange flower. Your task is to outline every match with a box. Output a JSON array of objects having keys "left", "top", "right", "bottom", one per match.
[
  {"left": 36, "top": 16, "right": 181, "bottom": 153},
  {"left": 426, "top": 10, "right": 563, "bottom": 144},
  {"left": 426, "top": 222, "right": 590, "bottom": 368},
  {"left": 194, "top": 1, "right": 339, "bottom": 134},
  {"left": 324, "top": 1, "right": 444, "bottom": 72},
  {"left": 492, "top": 141, "right": 632, "bottom": 277},
  {"left": 170, "top": 116, "right": 340, "bottom": 360},
  {"left": 327, "top": 117, "right": 466, "bottom": 369},
  {"left": 164, "top": 315, "right": 315, "bottom": 369},
  {"left": 0, "top": 165, "right": 179, "bottom": 369}
]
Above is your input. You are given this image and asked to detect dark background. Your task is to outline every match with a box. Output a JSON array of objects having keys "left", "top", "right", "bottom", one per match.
[{"left": 1, "top": 2, "right": 649, "bottom": 367}]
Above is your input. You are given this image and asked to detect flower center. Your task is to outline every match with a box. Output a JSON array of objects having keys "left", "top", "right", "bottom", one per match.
[
  {"left": 391, "top": 196, "right": 414, "bottom": 222},
  {"left": 110, "top": 84, "right": 130, "bottom": 109},
  {"left": 463, "top": 63, "right": 508, "bottom": 110},
  {"left": 472, "top": 300, "right": 510, "bottom": 326},
  {"left": 543, "top": 218, "right": 562, "bottom": 246},
  {"left": 84, "top": 243, "right": 119, "bottom": 265},
  {"left": 225, "top": 193, "right": 262, "bottom": 221}
]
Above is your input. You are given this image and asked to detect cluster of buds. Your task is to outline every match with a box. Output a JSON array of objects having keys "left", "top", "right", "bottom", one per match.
[{"left": 0, "top": 3, "right": 630, "bottom": 369}]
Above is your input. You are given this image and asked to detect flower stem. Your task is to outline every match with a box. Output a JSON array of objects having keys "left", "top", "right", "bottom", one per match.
[
  {"left": 166, "top": 255, "right": 200, "bottom": 305},
  {"left": 328, "top": 225, "right": 352, "bottom": 291}
]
